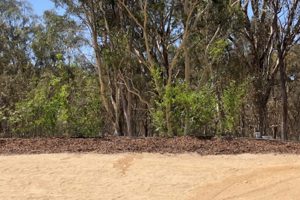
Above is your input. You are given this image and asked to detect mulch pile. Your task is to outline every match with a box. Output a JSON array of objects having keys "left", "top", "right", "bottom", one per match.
[{"left": 0, "top": 136, "right": 300, "bottom": 155}]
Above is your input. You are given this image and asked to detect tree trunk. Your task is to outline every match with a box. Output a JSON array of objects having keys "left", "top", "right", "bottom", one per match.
[
  {"left": 240, "top": 104, "right": 246, "bottom": 137},
  {"left": 279, "top": 60, "right": 288, "bottom": 141},
  {"left": 183, "top": 37, "right": 190, "bottom": 136},
  {"left": 112, "top": 87, "right": 122, "bottom": 136},
  {"left": 216, "top": 85, "right": 225, "bottom": 135},
  {"left": 166, "top": 103, "right": 173, "bottom": 136},
  {"left": 253, "top": 75, "right": 273, "bottom": 136},
  {"left": 257, "top": 103, "right": 267, "bottom": 136},
  {"left": 182, "top": 0, "right": 191, "bottom": 136},
  {"left": 122, "top": 89, "right": 133, "bottom": 137}
]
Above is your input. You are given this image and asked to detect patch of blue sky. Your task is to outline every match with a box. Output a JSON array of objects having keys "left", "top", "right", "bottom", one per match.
[
  {"left": 27, "top": 0, "right": 54, "bottom": 16},
  {"left": 27, "top": 0, "right": 64, "bottom": 16}
]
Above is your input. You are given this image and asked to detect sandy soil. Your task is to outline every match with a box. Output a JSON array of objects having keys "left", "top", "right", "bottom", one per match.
[{"left": 1, "top": 153, "right": 300, "bottom": 200}]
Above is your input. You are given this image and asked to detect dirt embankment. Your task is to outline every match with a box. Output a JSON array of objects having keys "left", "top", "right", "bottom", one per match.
[{"left": 1, "top": 136, "right": 300, "bottom": 155}]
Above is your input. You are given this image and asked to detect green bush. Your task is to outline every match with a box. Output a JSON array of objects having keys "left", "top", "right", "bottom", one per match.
[
  {"left": 151, "top": 83, "right": 216, "bottom": 136},
  {"left": 9, "top": 66, "right": 102, "bottom": 137},
  {"left": 221, "top": 80, "right": 247, "bottom": 133}
]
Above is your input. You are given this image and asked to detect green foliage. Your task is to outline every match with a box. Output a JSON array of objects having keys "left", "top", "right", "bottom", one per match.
[
  {"left": 31, "top": 10, "right": 84, "bottom": 67},
  {"left": 67, "top": 72, "right": 103, "bottom": 137},
  {"left": 9, "top": 66, "right": 102, "bottom": 137},
  {"left": 150, "top": 66, "right": 164, "bottom": 95},
  {"left": 0, "top": 106, "right": 8, "bottom": 122},
  {"left": 55, "top": 53, "right": 64, "bottom": 61},
  {"left": 151, "top": 83, "right": 216, "bottom": 136},
  {"left": 221, "top": 81, "right": 247, "bottom": 133},
  {"left": 3, "top": 0, "right": 294, "bottom": 139},
  {"left": 209, "top": 39, "right": 229, "bottom": 61}
]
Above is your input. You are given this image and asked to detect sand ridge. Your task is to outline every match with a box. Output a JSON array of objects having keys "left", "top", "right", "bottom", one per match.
[{"left": 1, "top": 153, "right": 300, "bottom": 200}]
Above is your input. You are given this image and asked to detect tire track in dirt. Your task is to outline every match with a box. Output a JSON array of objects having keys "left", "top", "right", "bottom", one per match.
[{"left": 188, "top": 165, "right": 300, "bottom": 200}]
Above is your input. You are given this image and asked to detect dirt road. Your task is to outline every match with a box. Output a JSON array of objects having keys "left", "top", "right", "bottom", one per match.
[{"left": 1, "top": 153, "right": 300, "bottom": 200}]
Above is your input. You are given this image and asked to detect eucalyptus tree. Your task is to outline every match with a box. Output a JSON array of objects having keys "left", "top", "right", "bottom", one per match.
[
  {"left": 272, "top": 0, "right": 300, "bottom": 140},
  {"left": 2, "top": 3, "right": 103, "bottom": 137},
  {"left": 52, "top": 0, "right": 119, "bottom": 135},
  {"left": 52, "top": 0, "right": 155, "bottom": 136},
  {"left": 51, "top": 0, "right": 244, "bottom": 136},
  {"left": 0, "top": 0, "right": 36, "bottom": 136},
  {"left": 233, "top": 0, "right": 281, "bottom": 136},
  {"left": 234, "top": 0, "right": 300, "bottom": 139},
  {"left": 32, "top": 10, "right": 85, "bottom": 68},
  {"left": 119, "top": 1, "right": 231, "bottom": 135}
]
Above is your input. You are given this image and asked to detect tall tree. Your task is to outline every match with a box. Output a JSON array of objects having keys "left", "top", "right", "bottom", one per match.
[
  {"left": 234, "top": 0, "right": 280, "bottom": 135},
  {"left": 0, "top": 0, "right": 35, "bottom": 136},
  {"left": 272, "top": 0, "right": 300, "bottom": 140}
]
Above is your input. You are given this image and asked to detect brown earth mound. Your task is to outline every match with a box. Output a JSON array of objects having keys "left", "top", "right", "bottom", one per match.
[{"left": 1, "top": 136, "right": 300, "bottom": 155}]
